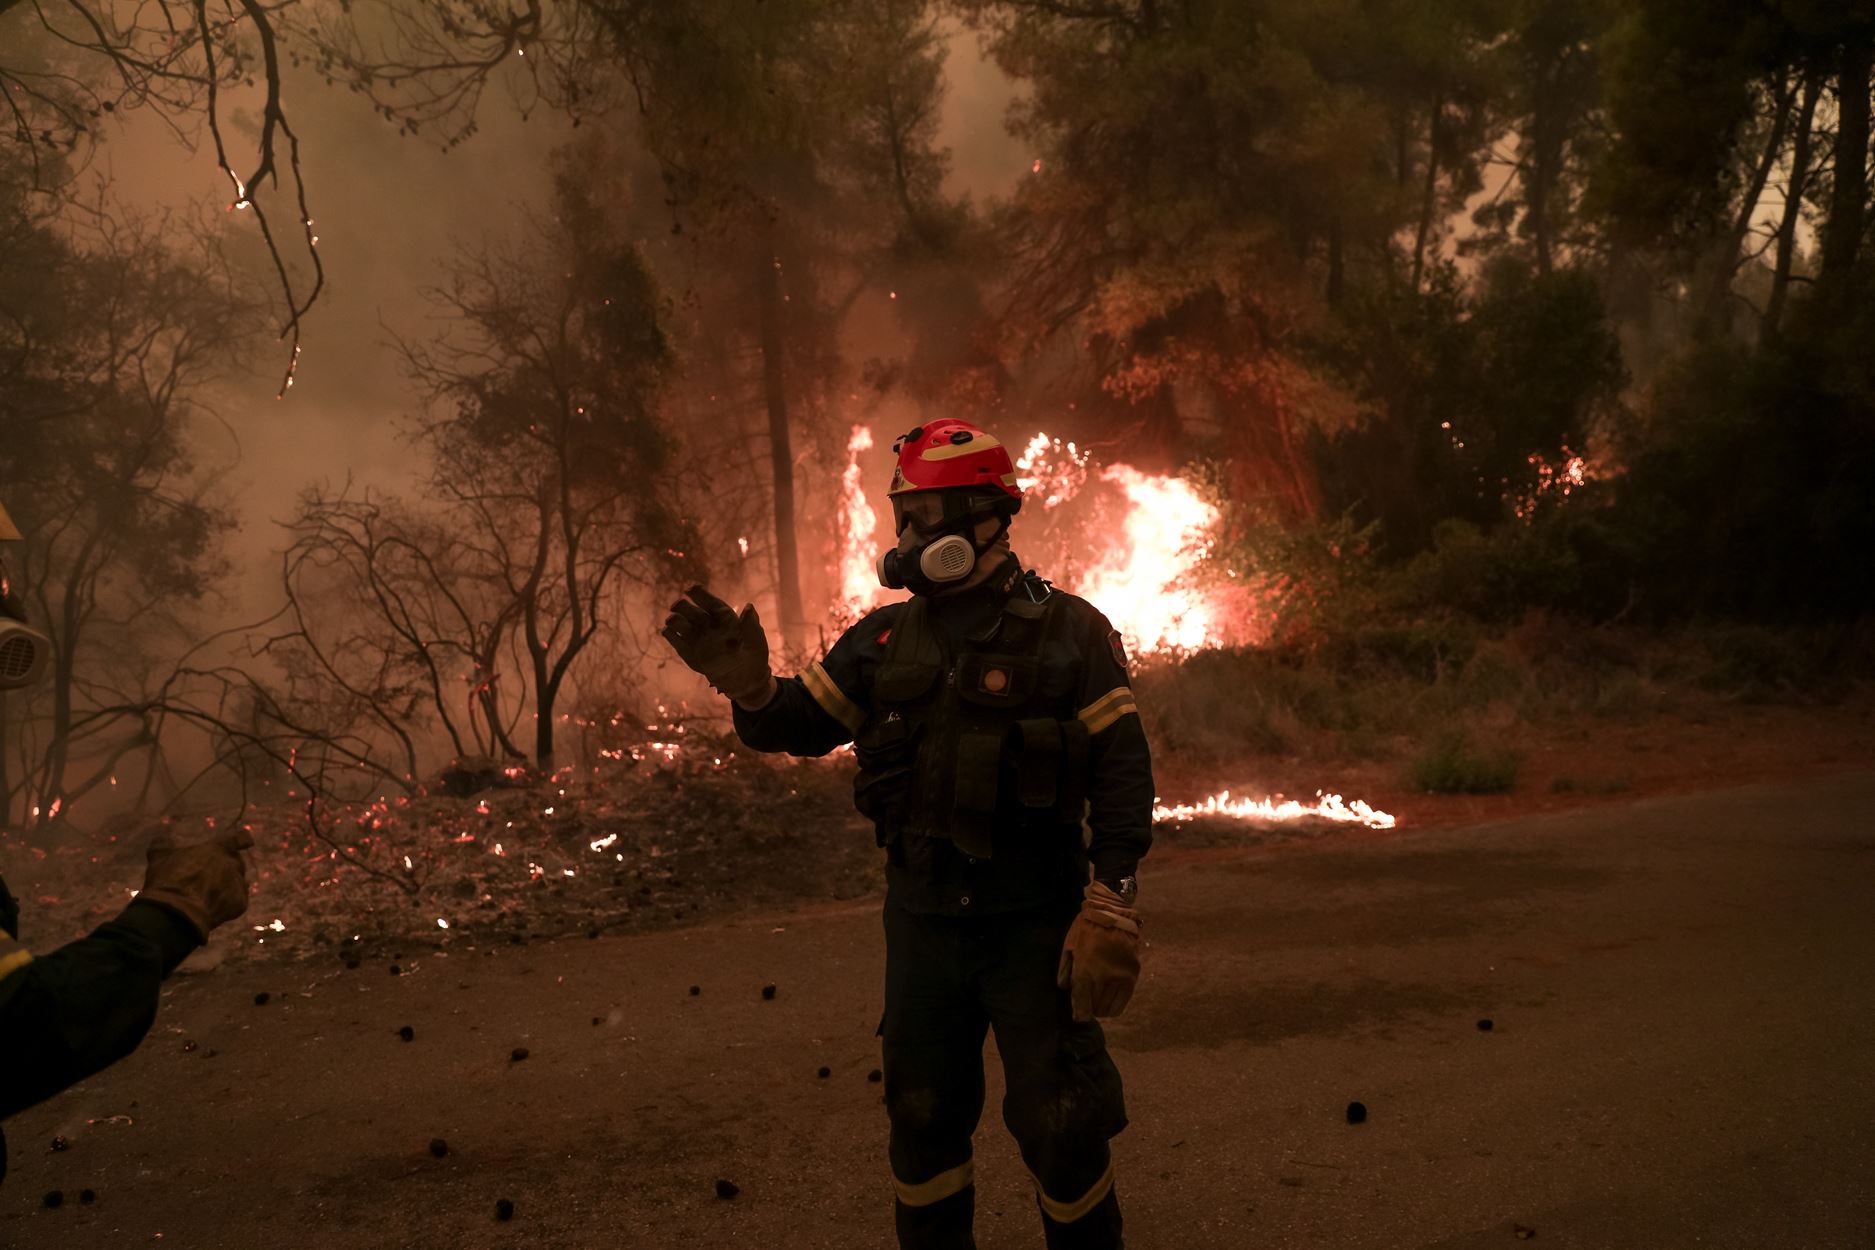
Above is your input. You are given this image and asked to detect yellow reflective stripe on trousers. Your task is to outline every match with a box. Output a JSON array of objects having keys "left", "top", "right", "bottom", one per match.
[
  {"left": 894, "top": 1159, "right": 975, "bottom": 1207},
  {"left": 1077, "top": 686, "right": 1138, "bottom": 736},
  {"left": 0, "top": 938, "right": 33, "bottom": 984},
  {"left": 1032, "top": 1159, "right": 1115, "bottom": 1224},
  {"left": 801, "top": 661, "right": 865, "bottom": 735}
]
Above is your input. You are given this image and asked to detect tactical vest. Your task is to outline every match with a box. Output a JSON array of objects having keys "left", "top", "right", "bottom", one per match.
[{"left": 851, "top": 578, "right": 1090, "bottom": 859}]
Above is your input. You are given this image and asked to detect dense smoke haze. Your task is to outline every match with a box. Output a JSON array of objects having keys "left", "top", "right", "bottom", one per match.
[{"left": 94, "top": 21, "right": 1024, "bottom": 623}]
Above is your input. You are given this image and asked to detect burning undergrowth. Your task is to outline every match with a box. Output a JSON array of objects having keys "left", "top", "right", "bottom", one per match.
[
  {"left": 2, "top": 738, "right": 878, "bottom": 965},
  {"left": 2, "top": 719, "right": 1397, "bottom": 963}
]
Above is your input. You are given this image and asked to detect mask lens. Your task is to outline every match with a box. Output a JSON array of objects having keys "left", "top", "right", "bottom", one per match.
[{"left": 892, "top": 494, "right": 947, "bottom": 535}]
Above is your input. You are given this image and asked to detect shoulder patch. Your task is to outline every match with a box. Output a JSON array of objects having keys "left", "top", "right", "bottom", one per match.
[
  {"left": 876, "top": 627, "right": 892, "bottom": 647},
  {"left": 1108, "top": 629, "right": 1128, "bottom": 669}
]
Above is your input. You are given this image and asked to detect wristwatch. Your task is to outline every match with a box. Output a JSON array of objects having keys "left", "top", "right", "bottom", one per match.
[{"left": 1099, "top": 875, "right": 1139, "bottom": 907}]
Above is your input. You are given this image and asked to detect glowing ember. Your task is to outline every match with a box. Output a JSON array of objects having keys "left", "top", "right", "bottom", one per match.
[
  {"left": 1514, "top": 447, "right": 1596, "bottom": 520},
  {"left": 1151, "top": 789, "right": 1396, "bottom": 830},
  {"left": 837, "top": 424, "right": 886, "bottom": 619},
  {"left": 1015, "top": 433, "right": 1091, "bottom": 510}
]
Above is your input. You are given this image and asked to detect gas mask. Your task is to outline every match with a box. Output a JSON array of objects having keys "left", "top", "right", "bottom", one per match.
[
  {"left": 876, "top": 491, "right": 1013, "bottom": 596},
  {"left": 0, "top": 563, "right": 50, "bottom": 691}
]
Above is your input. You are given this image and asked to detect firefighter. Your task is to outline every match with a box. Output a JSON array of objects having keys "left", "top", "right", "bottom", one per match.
[
  {"left": 662, "top": 418, "right": 1152, "bottom": 1249},
  {"left": 0, "top": 505, "right": 256, "bottom": 1180}
]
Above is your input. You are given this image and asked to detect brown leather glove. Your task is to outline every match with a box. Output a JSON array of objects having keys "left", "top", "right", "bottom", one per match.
[
  {"left": 660, "top": 585, "right": 775, "bottom": 708},
  {"left": 137, "top": 828, "right": 255, "bottom": 941},
  {"left": 1057, "top": 880, "right": 1141, "bottom": 1022}
]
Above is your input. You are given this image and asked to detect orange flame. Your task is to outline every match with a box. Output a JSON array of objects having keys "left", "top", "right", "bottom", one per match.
[
  {"left": 1078, "top": 464, "right": 1222, "bottom": 653},
  {"left": 1016, "top": 432, "right": 1243, "bottom": 654},
  {"left": 837, "top": 425, "right": 886, "bottom": 619},
  {"left": 1152, "top": 789, "right": 1396, "bottom": 829}
]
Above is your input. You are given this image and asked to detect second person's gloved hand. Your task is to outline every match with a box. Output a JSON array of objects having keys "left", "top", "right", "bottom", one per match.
[
  {"left": 137, "top": 828, "right": 255, "bottom": 941},
  {"left": 660, "top": 585, "right": 776, "bottom": 708}
]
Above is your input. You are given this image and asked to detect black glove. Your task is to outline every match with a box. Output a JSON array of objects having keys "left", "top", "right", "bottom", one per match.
[
  {"left": 0, "top": 874, "right": 19, "bottom": 939},
  {"left": 660, "top": 585, "right": 775, "bottom": 706}
]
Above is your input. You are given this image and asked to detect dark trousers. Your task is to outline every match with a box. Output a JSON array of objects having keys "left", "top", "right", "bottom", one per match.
[{"left": 882, "top": 899, "right": 1127, "bottom": 1250}]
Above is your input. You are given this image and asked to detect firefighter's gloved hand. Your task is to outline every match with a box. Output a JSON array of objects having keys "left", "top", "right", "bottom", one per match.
[
  {"left": 660, "top": 584, "right": 776, "bottom": 708},
  {"left": 137, "top": 828, "right": 255, "bottom": 941},
  {"left": 1057, "top": 880, "right": 1141, "bottom": 1022}
]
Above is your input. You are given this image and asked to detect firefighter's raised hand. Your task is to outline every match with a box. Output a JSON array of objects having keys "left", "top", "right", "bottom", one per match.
[
  {"left": 660, "top": 584, "right": 776, "bottom": 708},
  {"left": 1057, "top": 881, "right": 1141, "bottom": 1021},
  {"left": 136, "top": 827, "right": 255, "bottom": 941}
]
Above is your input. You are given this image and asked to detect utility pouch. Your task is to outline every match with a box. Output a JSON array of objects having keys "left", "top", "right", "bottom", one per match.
[
  {"left": 1011, "top": 717, "right": 1093, "bottom": 823},
  {"left": 949, "top": 728, "right": 1006, "bottom": 859},
  {"left": 1011, "top": 718, "right": 1064, "bottom": 809},
  {"left": 853, "top": 715, "right": 922, "bottom": 844},
  {"left": 1055, "top": 717, "right": 1091, "bottom": 823}
]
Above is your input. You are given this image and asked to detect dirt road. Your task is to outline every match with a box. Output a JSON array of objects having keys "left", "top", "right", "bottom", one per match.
[{"left": 6, "top": 773, "right": 1873, "bottom": 1249}]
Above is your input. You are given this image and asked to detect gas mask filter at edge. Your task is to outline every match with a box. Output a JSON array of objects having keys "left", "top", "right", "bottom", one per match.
[{"left": 0, "top": 572, "right": 51, "bottom": 691}]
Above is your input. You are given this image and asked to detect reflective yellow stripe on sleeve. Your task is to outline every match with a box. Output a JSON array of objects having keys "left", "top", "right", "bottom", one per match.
[
  {"left": 894, "top": 1159, "right": 975, "bottom": 1207},
  {"left": 1031, "top": 1158, "right": 1116, "bottom": 1223},
  {"left": 0, "top": 939, "right": 34, "bottom": 984},
  {"left": 1077, "top": 686, "right": 1138, "bottom": 736},
  {"left": 801, "top": 661, "right": 865, "bottom": 735}
]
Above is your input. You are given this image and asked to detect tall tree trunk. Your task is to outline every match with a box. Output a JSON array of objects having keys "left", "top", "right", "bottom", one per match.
[
  {"left": 1326, "top": 214, "right": 1345, "bottom": 308},
  {"left": 1527, "top": 58, "right": 1564, "bottom": 277},
  {"left": 1819, "top": 35, "right": 1873, "bottom": 306},
  {"left": 533, "top": 640, "right": 555, "bottom": 771},
  {"left": 757, "top": 227, "right": 806, "bottom": 652},
  {"left": 1765, "top": 67, "right": 1824, "bottom": 343},
  {"left": 1696, "top": 73, "right": 1792, "bottom": 338},
  {"left": 1394, "top": 111, "right": 1411, "bottom": 189},
  {"left": 1412, "top": 98, "right": 1444, "bottom": 291}
]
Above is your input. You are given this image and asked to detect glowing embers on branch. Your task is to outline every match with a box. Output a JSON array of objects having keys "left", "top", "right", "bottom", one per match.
[
  {"left": 1513, "top": 448, "right": 1596, "bottom": 521},
  {"left": 1015, "top": 433, "right": 1092, "bottom": 510},
  {"left": 1151, "top": 789, "right": 1396, "bottom": 830}
]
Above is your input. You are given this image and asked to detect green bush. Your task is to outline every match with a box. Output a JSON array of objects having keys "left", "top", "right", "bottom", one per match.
[{"left": 1408, "top": 731, "right": 1520, "bottom": 794}]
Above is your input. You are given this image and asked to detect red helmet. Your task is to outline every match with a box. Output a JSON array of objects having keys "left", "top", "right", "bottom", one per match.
[{"left": 888, "top": 419, "right": 1023, "bottom": 506}]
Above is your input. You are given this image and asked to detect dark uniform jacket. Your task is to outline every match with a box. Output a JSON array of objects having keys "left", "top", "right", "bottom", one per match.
[
  {"left": 0, "top": 875, "right": 201, "bottom": 1181},
  {"left": 735, "top": 559, "right": 1153, "bottom": 916}
]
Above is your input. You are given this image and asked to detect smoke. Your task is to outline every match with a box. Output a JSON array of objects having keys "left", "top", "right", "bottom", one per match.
[
  {"left": 85, "top": 22, "right": 1020, "bottom": 626},
  {"left": 93, "top": 59, "right": 575, "bottom": 621}
]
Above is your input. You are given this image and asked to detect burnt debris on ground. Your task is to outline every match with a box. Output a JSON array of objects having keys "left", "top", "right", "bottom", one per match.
[{"left": 1, "top": 743, "right": 875, "bottom": 965}]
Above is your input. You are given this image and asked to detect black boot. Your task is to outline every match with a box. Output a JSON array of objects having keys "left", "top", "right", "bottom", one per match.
[
  {"left": 896, "top": 1184, "right": 977, "bottom": 1250},
  {"left": 1039, "top": 1185, "right": 1123, "bottom": 1250}
]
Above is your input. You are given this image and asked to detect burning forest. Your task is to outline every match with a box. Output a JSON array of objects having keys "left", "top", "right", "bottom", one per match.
[{"left": 1, "top": 2, "right": 1873, "bottom": 1247}]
